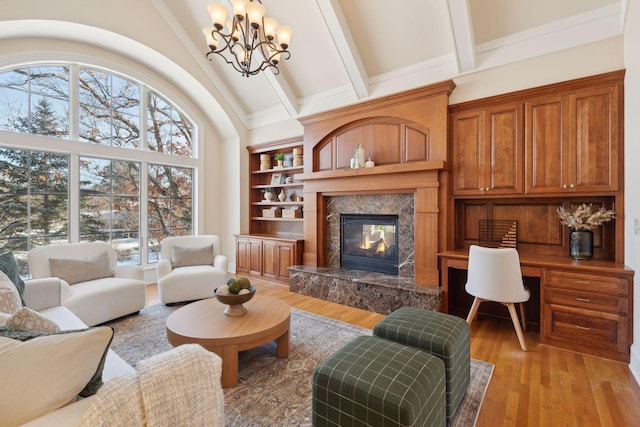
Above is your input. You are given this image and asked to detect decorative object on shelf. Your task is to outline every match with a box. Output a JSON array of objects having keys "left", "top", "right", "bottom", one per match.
[
  {"left": 282, "top": 206, "right": 302, "bottom": 218},
  {"left": 274, "top": 153, "right": 285, "bottom": 168},
  {"left": 259, "top": 153, "right": 271, "bottom": 170},
  {"left": 295, "top": 195, "right": 303, "bottom": 202},
  {"left": 292, "top": 147, "right": 303, "bottom": 166},
  {"left": 557, "top": 203, "right": 616, "bottom": 260},
  {"left": 350, "top": 144, "right": 365, "bottom": 169},
  {"left": 278, "top": 188, "right": 287, "bottom": 202},
  {"left": 203, "top": 0, "right": 292, "bottom": 77},
  {"left": 283, "top": 153, "right": 294, "bottom": 167},
  {"left": 263, "top": 207, "right": 282, "bottom": 217},
  {"left": 365, "top": 157, "right": 375, "bottom": 168},
  {"left": 569, "top": 229, "right": 594, "bottom": 260},
  {"left": 262, "top": 187, "right": 274, "bottom": 201},
  {"left": 270, "top": 173, "right": 283, "bottom": 185},
  {"left": 214, "top": 277, "right": 256, "bottom": 316},
  {"left": 284, "top": 176, "right": 293, "bottom": 184}
]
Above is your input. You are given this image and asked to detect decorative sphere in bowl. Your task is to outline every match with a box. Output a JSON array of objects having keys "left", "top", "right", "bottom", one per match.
[{"left": 214, "top": 277, "right": 256, "bottom": 316}]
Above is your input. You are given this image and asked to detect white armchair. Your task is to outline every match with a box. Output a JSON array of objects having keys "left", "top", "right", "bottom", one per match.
[
  {"left": 27, "top": 242, "right": 146, "bottom": 326},
  {"left": 156, "top": 235, "right": 229, "bottom": 304}
]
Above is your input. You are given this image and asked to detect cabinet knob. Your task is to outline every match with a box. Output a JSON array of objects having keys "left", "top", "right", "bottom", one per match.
[
  {"left": 562, "top": 184, "right": 568, "bottom": 189},
  {"left": 569, "top": 184, "right": 575, "bottom": 189}
]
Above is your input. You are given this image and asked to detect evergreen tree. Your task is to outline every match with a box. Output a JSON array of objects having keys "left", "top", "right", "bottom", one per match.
[{"left": 0, "top": 98, "right": 69, "bottom": 252}]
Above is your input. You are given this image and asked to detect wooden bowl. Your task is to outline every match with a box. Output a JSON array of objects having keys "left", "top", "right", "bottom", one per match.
[{"left": 214, "top": 285, "right": 256, "bottom": 316}]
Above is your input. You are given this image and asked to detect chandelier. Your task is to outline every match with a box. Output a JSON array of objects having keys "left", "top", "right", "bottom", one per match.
[{"left": 203, "top": 0, "right": 292, "bottom": 77}]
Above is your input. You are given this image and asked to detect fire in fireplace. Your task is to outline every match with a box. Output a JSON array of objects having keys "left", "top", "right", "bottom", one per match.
[{"left": 340, "top": 214, "right": 399, "bottom": 275}]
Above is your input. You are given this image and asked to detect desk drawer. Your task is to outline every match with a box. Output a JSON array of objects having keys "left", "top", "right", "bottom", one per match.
[
  {"left": 545, "top": 287, "right": 627, "bottom": 314},
  {"left": 544, "top": 305, "right": 624, "bottom": 351},
  {"left": 545, "top": 270, "right": 628, "bottom": 295}
]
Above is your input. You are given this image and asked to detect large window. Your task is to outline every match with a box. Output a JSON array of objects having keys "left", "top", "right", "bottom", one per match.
[{"left": 0, "top": 63, "right": 198, "bottom": 274}]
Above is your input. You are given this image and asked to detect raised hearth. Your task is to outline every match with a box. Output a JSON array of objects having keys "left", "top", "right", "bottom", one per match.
[{"left": 289, "top": 265, "right": 441, "bottom": 315}]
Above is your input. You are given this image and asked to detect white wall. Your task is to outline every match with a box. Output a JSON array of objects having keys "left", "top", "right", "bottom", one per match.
[{"left": 624, "top": 1, "right": 640, "bottom": 384}]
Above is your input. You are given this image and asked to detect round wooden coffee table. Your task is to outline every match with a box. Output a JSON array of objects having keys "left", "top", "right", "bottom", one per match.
[{"left": 166, "top": 294, "right": 290, "bottom": 388}]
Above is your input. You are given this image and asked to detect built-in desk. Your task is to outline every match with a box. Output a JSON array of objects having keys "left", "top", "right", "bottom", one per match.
[{"left": 439, "top": 250, "right": 634, "bottom": 362}]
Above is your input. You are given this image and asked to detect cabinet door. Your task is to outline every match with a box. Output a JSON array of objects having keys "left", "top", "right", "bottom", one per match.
[
  {"left": 262, "top": 240, "right": 278, "bottom": 279},
  {"left": 525, "top": 95, "right": 568, "bottom": 193},
  {"left": 236, "top": 237, "right": 263, "bottom": 276},
  {"left": 277, "top": 243, "right": 295, "bottom": 279},
  {"left": 483, "top": 103, "right": 523, "bottom": 194},
  {"left": 569, "top": 86, "right": 619, "bottom": 192},
  {"left": 452, "top": 110, "right": 485, "bottom": 195}
]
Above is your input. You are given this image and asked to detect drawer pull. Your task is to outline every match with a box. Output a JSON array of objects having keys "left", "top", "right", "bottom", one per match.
[
  {"left": 575, "top": 298, "right": 591, "bottom": 302},
  {"left": 576, "top": 280, "right": 590, "bottom": 284},
  {"left": 575, "top": 325, "right": 591, "bottom": 331}
]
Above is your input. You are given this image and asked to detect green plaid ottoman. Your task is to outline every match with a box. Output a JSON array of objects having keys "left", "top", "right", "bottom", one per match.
[
  {"left": 373, "top": 308, "right": 470, "bottom": 425},
  {"left": 312, "top": 335, "right": 446, "bottom": 427}
]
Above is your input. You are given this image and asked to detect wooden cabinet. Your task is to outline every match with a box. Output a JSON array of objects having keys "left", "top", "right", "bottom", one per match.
[
  {"left": 451, "top": 102, "right": 523, "bottom": 196},
  {"left": 525, "top": 85, "right": 619, "bottom": 194},
  {"left": 542, "top": 269, "right": 632, "bottom": 362},
  {"left": 235, "top": 234, "right": 302, "bottom": 284}
]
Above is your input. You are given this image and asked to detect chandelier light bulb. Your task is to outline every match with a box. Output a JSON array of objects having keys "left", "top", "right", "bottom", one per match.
[
  {"left": 276, "top": 25, "right": 292, "bottom": 49},
  {"left": 263, "top": 17, "right": 278, "bottom": 40},
  {"left": 207, "top": 3, "right": 228, "bottom": 29},
  {"left": 245, "top": 2, "right": 265, "bottom": 28},
  {"left": 230, "top": 0, "right": 248, "bottom": 18},
  {"left": 203, "top": 27, "right": 217, "bottom": 49}
]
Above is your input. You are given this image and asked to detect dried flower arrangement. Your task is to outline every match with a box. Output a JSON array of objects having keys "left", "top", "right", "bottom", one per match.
[{"left": 557, "top": 203, "right": 616, "bottom": 231}]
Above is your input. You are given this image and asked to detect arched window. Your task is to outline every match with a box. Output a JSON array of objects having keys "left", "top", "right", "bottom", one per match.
[{"left": 0, "top": 64, "right": 198, "bottom": 275}]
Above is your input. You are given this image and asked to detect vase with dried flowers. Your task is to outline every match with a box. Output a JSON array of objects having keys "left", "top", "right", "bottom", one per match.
[{"left": 557, "top": 203, "right": 616, "bottom": 260}]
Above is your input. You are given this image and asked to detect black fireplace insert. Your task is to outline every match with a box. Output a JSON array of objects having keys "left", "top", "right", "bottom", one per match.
[{"left": 340, "top": 214, "right": 399, "bottom": 275}]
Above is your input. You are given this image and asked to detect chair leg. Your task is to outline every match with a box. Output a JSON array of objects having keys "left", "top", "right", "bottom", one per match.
[
  {"left": 519, "top": 302, "right": 527, "bottom": 332},
  {"left": 506, "top": 303, "right": 527, "bottom": 351},
  {"left": 466, "top": 297, "right": 483, "bottom": 326}
]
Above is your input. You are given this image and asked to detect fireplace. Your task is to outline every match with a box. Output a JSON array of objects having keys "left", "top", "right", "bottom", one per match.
[{"left": 340, "top": 214, "right": 399, "bottom": 275}]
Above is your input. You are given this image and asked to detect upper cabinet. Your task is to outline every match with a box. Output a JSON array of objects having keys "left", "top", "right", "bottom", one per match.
[
  {"left": 451, "top": 70, "right": 623, "bottom": 198},
  {"left": 451, "top": 102, "right": 523, "bottom": 196},
  {"left": 525, "top": 85, "right": 619, "bottom": 194}
]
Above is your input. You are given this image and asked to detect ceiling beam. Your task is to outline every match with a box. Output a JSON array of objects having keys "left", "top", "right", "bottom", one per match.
[
  {"left": 446, "top": 0, "right": 476, "bottom": 73},
  {"left": 316, "top": 0, "right": 369, "bottom": 99}
]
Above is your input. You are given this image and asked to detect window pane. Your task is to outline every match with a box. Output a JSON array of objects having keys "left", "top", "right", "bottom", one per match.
[
  {"left": 80, "top": 156, "right": 141, "bottom": 264},
  {"left": 0, "top": 67, "right": 69, "bottom": 138},
  {"left": 147, "top": 164, "right": 193, "bottom": 263},
  {"left": 0, "top": 147, "right": 69, "bottom": 275},
  {"left": 147, "top": 92, "right": 193, "bottom": 157},
  {"left": 79, "top": 68, "right": 140, "bottom": 148}
]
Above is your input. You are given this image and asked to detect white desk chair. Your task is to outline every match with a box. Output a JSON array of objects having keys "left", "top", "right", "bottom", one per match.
[{"left": 465, "top": 245, "right": 530, "bottom": 351}]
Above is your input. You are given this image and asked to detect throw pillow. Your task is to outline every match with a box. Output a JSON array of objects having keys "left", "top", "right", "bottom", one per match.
[
  {"left": 0, "top": 271, "right": 22, "bottom": 314},
  {"left": 49, "top": 251, "right": 114, "bottom": 285},
  {"left": 7, "top": 307, "right": 60, "bottom": 333},
  {"left": 0, "top": 326, "right": 114, "bottom": 426},
  {"left": 0, "top": 312, "right": 9, "bottom": 326},
  {"left": 171, "top": 244, "right": 214, "bottom": 268},
  {"left": 0, "top": 251, "right": 26, "bottom": 305}
]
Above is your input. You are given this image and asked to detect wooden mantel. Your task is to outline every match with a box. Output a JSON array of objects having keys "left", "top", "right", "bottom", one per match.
[{"left": 296, "top": 81, "right": 455, "bottom": 286}]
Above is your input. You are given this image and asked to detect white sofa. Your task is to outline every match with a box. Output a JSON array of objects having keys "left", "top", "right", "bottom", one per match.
[
  {"left": 8, "top": 279, "right": 224, "bottom": 426},
  {"left": 156, "top": 235, "right": 229, "bottom": 304},
  {"left": 27, "top": 242, "right": 146, "bottom": 326}
]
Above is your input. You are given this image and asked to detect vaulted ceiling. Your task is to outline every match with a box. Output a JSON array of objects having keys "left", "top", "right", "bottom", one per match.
[
  {"left": 157, "top": 0, "right": 625, "bottom": 129},
  {"left": 0, "top": 0, "right": 627, "bottom": 132}
]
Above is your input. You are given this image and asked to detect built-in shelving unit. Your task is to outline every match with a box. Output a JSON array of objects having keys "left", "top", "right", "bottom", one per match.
[{"left": 236, "top": 138, "right": 304, "bottom": 284}]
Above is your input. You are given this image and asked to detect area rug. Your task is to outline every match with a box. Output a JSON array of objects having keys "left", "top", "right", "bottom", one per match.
[{"left": 105, "top": 303, "right": 493, "bottom": 426}]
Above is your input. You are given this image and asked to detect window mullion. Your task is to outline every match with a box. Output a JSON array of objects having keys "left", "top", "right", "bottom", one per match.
[{"left": 69, "top": 153, "right": 80, "bottom": 242}]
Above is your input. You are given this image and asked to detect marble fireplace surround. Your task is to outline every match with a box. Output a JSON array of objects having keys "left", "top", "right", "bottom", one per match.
[{"left": 297, "top": 161, "right": 446, "bottom": 286}]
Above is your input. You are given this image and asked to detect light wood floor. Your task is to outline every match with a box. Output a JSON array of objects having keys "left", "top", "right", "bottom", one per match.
[{"left": 146, "top": 277, "right": 640, "bottom": 426}]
